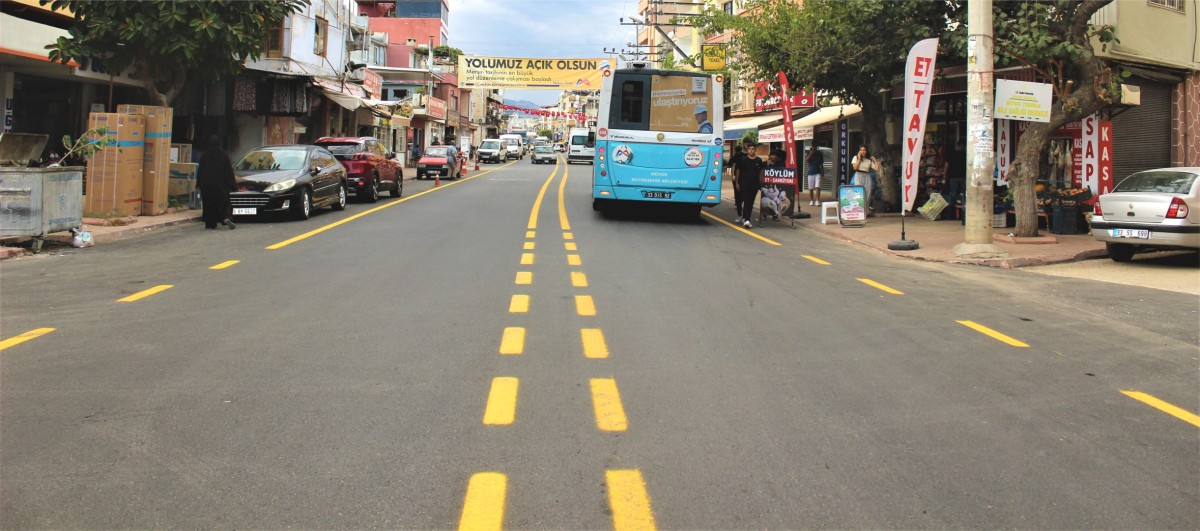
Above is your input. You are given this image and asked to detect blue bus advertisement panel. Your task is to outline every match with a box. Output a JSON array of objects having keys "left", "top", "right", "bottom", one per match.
[{"left": 592, "top": 66, "right": 724, "bottom": 215}]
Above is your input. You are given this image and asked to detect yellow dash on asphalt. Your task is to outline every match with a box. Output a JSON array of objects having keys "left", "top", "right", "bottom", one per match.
[
  {"left": 523, "top": 241, "right": 535, "bottom": 250},
  {"left": 857, "top": 278, "right": 903, "bottom": 295},
  {"left": 520, "top": 253, "right": 535, "bottom": 265},
  {"left": 515, "top": 271, "right": 532, "bottom": 285},
  {"left": 803, "top": 255, "right": 830, "bottom": 265},
  {"left": 699, "top": 211, "right": 781, "bottom": 246},
  {"left": 606, "top": 469, "right": 656, "bottom": 531},
  {"left": 118, "top": 284, "right": 173, "bottom": 302},
  {"left": 567, "top": 254, "right": 582, "bottom": 266},
  {"left": 527, "top": 160, "right": 560, "bottom": 230},
  {"left": 483, "top": 377, "right": 519, "bottom": 425},
  {"left": 509, "top": 294, "right": 530, "bottom": 313},
  {"left": 564, "top": 242, "right": 578, "bottom": 251},
  {"left": 575, "top": 295, "right": 596, "bottom": 316},
  {"left": 499, "top": 327, "right": 525, "bottom": 355},
  {"left": 558, "top": 163, "right": 572, "bottom": 231},
  {"left": 525, "top": 231, "right": 535, "bottom": 238},
  {"left": 459, "top": 472, "right": 507, "bottom": 531},
  {"left": 209, "top": 260, "right": 239, "bottom": 270},
  {"left": 1121, "top": 390, "right": 1200, "bottom": 428},
  {"left": 0, "top": 328, "right": 55, "bottom": 352},
  {"left": 956, "top": 320, "right": 1030, "bottom": 347},
  {"left": 571, "top": 271, "right": 588, "bottom": 288},
  {"left": 591, "top": 378, "right": 627, "bottom": 431},
  {"left": 581, "top": 328, "right": 609, "bottom": 359},
  {"left": 563, "top": 232, "right": 574, "bottom": 240}
]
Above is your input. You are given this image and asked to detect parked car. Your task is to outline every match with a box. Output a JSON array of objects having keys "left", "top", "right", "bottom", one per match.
[
  {"left": 531, "top": 145, "right": 556, "bottom": 164},
  {"left": 314, "top": 136, "right": 402, "bottom": 201},
  {"left": 1089, "top": 167, "right": 1199, "bottom": 261},
  {"left": 478, "top": 138, "right": 504, "bottom": 163},
  {"left": 229, "top": 145, "right": 346, "bottom": 221},
  {"left": 417, "top": 145, "right": 462, "bottom": 180}
]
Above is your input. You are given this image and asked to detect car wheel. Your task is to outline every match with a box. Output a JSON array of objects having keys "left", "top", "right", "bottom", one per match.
[
  {"left": 295, "top": 188, "right": 312, "bottom": 220},
  {"left": 331, "top": 181, "right": 347, "bottom": 211},
  {"left": 390, "top": 175, "right": 403, "bottom": 197},
  {"left": 365, "top": 174, "right": 380, "bottom": 203},
  {"left": 1107, "top": 242, "right": 1136, "bottom": 262}
]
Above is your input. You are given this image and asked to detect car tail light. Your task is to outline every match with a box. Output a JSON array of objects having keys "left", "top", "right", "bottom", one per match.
[
  {"left": 1094, "top": 202, "right": 1103, "bottom": 216},
  {"left": 1166, "top": 197, "right": 1189, "bottom": 218}
]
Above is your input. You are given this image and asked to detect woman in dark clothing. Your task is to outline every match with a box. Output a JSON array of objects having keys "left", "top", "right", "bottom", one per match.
[{"left": 197, "top": 135, "right": 236, "bottom": 230}]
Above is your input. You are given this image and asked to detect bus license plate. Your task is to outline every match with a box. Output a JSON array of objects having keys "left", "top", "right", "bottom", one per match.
[
  {"left": 1111, "top": 228, "right": 1150, "bottom": 239},
  {"left": 232, "top": 208, "right": 257, "bottom": 216},
  {"left": 643, "top": 191, "right": 672, "bottom": 199}
]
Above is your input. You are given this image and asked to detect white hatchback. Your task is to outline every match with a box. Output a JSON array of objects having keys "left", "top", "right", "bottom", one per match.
[{"left": 1089, "top": 168, "right": 1200, "bottom": 261}]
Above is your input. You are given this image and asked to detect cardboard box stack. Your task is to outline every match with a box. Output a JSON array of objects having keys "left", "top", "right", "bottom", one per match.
[
  {"left": 169, "top": 163, "right": 198, "bottom": 208},
  {"left": 118, "top": 105, "right": 173, "bottom": 215},
  {"left": 84, "top": 113, "right": 144, "bottom": 217},
  {"left": 171, "top": 143, "right": 192, "bottom": 163}
]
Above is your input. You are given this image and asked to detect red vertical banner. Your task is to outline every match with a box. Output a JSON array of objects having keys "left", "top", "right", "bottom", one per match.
[
  {"left": 1098, "top": 120, "right": 1114, "bottom": 195},
  {"left": 777, "top": 71, "right": 797, "bottom": 170}
]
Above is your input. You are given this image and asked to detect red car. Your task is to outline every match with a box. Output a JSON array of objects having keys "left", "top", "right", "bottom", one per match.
[
  {"left": 314, "top": 136, "right": 403, "bottom": 202},
  {"left": 417, "top": 145, "right": 463, "bottom": 180}
]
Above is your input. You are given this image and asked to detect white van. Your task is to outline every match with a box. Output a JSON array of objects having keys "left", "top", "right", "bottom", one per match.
[
  {"left": 498, "top": 134, "right": 526, "bottom": 160},
  {"left": 567, "top": 127, "right": 595, "bottom": 165}
]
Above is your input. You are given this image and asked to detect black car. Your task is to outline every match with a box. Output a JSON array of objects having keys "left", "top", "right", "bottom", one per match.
[{"left": 229, "top": 145, "right": 347, "bottom": 220}]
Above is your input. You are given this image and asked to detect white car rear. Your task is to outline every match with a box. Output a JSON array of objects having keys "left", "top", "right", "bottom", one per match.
[
  {"left": 1089, "top": 168, "right": 1200, "bottom": 261},
  {"left": 567, "top": 127, "right": 594, "bottom": 165}
]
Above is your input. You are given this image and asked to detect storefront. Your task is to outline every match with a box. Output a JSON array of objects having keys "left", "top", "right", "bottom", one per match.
[{"left": 758, "top": 104, "right": 862, "bottom": 194}]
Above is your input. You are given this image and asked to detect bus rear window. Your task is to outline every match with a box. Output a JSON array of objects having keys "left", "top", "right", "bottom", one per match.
[
  {"left": 608, "top": 73, "right": 713, "bottom": 134},
  {"left": 620, "top": 80, "right": 644, "bottom": 123}
]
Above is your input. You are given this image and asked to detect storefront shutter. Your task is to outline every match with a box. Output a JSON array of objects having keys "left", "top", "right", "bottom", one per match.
[{"left": 1111, "top": 77, "right": 1172, "bottom": 181}]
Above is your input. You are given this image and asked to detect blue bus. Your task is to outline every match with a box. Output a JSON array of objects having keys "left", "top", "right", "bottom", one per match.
[{"left": 591, "top": 63, "right": 725, "bottom": 216}]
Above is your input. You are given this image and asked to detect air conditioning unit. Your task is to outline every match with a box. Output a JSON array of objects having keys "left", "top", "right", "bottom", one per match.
[
  {"left": 1120, "top": 84, "right": 1141, "bottom": 106},
  {"left": 406, "top": 38, "right": 417, "bottom": 46}
]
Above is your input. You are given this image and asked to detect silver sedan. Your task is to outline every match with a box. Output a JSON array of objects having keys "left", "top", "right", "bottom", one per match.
[{"left": 1089, "top": 167, "right": 1200, "bottom": 261}]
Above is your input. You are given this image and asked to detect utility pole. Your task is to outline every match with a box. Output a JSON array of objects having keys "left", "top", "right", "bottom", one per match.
[{"left": 954, "top": 0, "right": 1008, "bottom": 258}]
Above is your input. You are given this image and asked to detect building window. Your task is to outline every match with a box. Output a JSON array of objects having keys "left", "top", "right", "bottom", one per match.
[
  {"left": 266, "top": 19, "right": 284, "bottom": 58},
  {"left": 1148, "top": 0, "right": 1185, "bottom": 10},
  {"left": 451, "top": 94, "right": 458, "bottom": 111},
  {"left": 723, "top": 1, "right": 733, "bottom": 15},
  {"left": 314, "top": 17, "right": 328, "bottom": 56}
]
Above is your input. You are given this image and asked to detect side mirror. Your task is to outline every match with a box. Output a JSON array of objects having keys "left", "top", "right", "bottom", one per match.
[
  {"left": 310, "top": 166, "right": 320, "bottom": 176},
  {"left": 586, "top": 133, "right": 596, "bottom": 148}
]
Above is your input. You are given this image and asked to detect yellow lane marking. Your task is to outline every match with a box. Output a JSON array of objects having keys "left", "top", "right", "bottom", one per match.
[
  {"left": 575, "top": 295, "right": 596, "bottom": 316},
  {"left": 571, "top": 271, "right": 588, "bottom": 288},
  {"left": 525, "top": 231, "right": 535, "bottom": 238},
  {"left": 857, "top": 278, "right": 904, "bottom": 295},
  {"left": 515, "top": 271, "right": 532, "bottom": 285},
  {"left": 565, "top": 242, "right": 578, "bottom": 251},
  {"left": 118, "top": 284, "right": 173, "bottom": 302},
  {"left": 956, "top": 320, "right": 1030, "bottom": 348},
  {"left": 563, "top": 232, "right": 574, "bottom": 240},
  {"left": 520, "top": 253, "right": 535, "bottom": 265},
  {"left": 209, "top": 260, "right": 239, "bottom": 270},
  {"left": 1121, "top": 390, "right": 1200, "bottom": 428},
  {"left": 700, "top": 211, "right": 781, "bottom": 246},
  {"left": 606, "top": 469, "right": 656, "bottom": 531},
  {"left": 499, "top": 327, "right": 525, "bottom": 355},
  {"left": 591, "top": 378, "right": 628, "bottom": 431},
  {"left": 509, "top": 294, "right": 530, "bottom": 313},
  {"left": 0, "top": 328, "right": 55, "bottom": 351},
  {"left": 803, "top": 255, "right": 830, "bottom": 265},
  {"left": 268, "top": 160, "right": 517, "bottom": 250},
  {"left": 581, "top": 328, "right": 609, "bottom": 359},
  {"left": 527, "top": 159, "right": 561, "bottom": 230},
  {"left": 523, "top": 241, "right": 535, "bottom": 250},
  {"left": 459, "top": 472, "right": 507, "bottom": 531},
  {"left": 558, "top": 163, "right": 571, "bottom": 231},
  {"left": 567, "top": 254, "right": 582, "bottom": 266},
  {"left": 483, "top": 377, "right": 519, "bottom": 425}
]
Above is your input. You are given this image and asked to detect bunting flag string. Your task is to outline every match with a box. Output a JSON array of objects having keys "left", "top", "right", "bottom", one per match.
[{"left": 492, "top": 103, "right": 588, "bottom": 123}]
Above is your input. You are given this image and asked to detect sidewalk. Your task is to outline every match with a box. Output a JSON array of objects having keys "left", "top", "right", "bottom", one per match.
[{"left": 722, "top": 180, "right": 1106, "bottom": 268}]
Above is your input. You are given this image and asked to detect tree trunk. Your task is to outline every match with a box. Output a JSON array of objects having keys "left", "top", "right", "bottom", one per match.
[
  {"left": 1009, "top": 124, "right": 1050, "bottom": 236},
  {"left": 138, "top": 57, "right": 183, "bottom": 106}
]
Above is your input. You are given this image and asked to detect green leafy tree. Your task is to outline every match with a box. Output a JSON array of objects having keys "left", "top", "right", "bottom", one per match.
[
  {"left": 44, "top": 0, "right": 308, "bottom": 106},
  {"left": 537, "top": 128, "right": 553, "bottom": 138},
  {"left": 982, "top": 0, "right": 1118, "bottom": 237},
  {"left": 693, "top": 0, "right": 960, "bottom": 209}
]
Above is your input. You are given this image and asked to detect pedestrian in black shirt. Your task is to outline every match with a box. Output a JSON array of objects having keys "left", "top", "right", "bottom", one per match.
[
  {"left": 728, "top": 145, "right": 746, "bottom": 217},
  {"left": 197, "top": 135, "right": 236, "bottom": 230},
  {"left": 734, "top": 146, "right": 764, "bottom": 228}
]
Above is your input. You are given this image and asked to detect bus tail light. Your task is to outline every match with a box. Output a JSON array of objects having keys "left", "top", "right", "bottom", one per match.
[
  {"left": 711, "top": 175, "right": 716, "bottom": 181},
  {"left": 601, "top": 171, "right": 607, "bottom": 177}
]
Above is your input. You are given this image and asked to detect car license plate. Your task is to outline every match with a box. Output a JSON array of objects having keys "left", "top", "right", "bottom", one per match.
[
  {"left": 1111, "top": 228, "right": 1150, "bottom": 239},
  {"left": 643, "top": 191, "right": 672, "bottom": 199},
  {"left": 427, "top": 170, "right": 440, "bottom": 175},
  {"left": 232, "top": 208, "right": 257, "bottom": 216}
]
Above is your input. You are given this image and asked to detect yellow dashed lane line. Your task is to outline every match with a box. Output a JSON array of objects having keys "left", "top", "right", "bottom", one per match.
[
  {"left": 117, "top": 284, "right": 173, "bottom": 302},
  {"left": 0, "top": 328, "right": 55, "bottom": 351},
  {"left": 459, "top": 472, "right": 507, "bottom": 531},
  {"left": 1121, "top": 390, "right": 1200, "bottom": 428},
  {"left": 956, "top": 320, "right": 1030, "bottom": 348}
]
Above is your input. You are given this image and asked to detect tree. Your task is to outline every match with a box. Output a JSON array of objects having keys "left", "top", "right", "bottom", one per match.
[
  {"left": 985, "top": 0, "right": 1118, "bottom": 237},
  {"left": 44, "top": 0, "right": 308, "bottom": 106},
  {"left": 538, "top": 128, "right": 553, "bottom": 138},
  {"left": 693, "top": 0, "right": 961, "bottom": 210}
]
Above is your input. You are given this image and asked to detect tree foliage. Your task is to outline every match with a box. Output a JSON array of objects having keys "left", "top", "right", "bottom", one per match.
[{"left": 43, "top": 0, "right": 308, "bottom": 106}]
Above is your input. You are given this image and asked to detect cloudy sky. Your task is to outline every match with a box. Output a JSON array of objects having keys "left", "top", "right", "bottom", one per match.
[{"left": 448, "top": 0, "right": 640, "bottom": 105}]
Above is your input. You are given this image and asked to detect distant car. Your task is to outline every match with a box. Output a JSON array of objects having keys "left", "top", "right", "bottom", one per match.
[
  {"left": 229, "top": 145, "right": 346, "bottom": 221},
  {"left": 531, "top": 145, "right": 556, "bottom": 164},
  {"left": 1089, "top": 167, "right": 1200, "bottom": 261},
  {"left": 478, "top": 139, "right": 504, "bottom": 163},
  {"left": 417, "top": 145, "right": 462, "bottom": 180},
  {"left": 554, "top": 143, "right": 566, "bottom": 153},
  {"left": 314, "top": 136, "right": 402, "bottom": 201}
]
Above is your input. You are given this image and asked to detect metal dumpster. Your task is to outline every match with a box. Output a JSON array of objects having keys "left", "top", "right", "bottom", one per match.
[{"left": 0, "top": 133, "right": 85, "bottom": 252}]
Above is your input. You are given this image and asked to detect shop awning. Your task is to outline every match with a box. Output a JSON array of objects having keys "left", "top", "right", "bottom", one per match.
[
  {"left": 723, "top": 114, "right": 781, "bottom": 141},
  {"left": 313, "top": 77, "right": 370, "bottom": 110},
  {"left": 758, "top": 104, "right": 861, "bottom": 143}
]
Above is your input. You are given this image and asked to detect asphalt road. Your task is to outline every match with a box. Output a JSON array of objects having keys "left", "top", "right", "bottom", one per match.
[{"left": 2, "top": 156, "right": 1197, "bottom": 529}]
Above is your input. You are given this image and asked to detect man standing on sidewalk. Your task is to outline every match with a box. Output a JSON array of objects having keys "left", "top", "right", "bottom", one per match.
[
  {"left": 734, "top": 144, "right": 764, "bottom": 228},
  {"left": 805, "top": 146, "right": 824, "bottom": 206}
]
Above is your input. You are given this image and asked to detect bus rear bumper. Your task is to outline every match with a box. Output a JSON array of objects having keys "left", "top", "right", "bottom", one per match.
[{"left": 593, "top": 186, "right": 720, "bottom": 206}]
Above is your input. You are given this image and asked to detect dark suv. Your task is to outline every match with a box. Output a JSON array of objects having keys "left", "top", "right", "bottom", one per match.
[{"left": 314, "top": 137, "right": 403, "bottom": 202}]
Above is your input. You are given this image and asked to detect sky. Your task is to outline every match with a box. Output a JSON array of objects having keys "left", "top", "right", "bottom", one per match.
[{"left": 448, "top": 0, "right": 640, "bottom": 106}]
